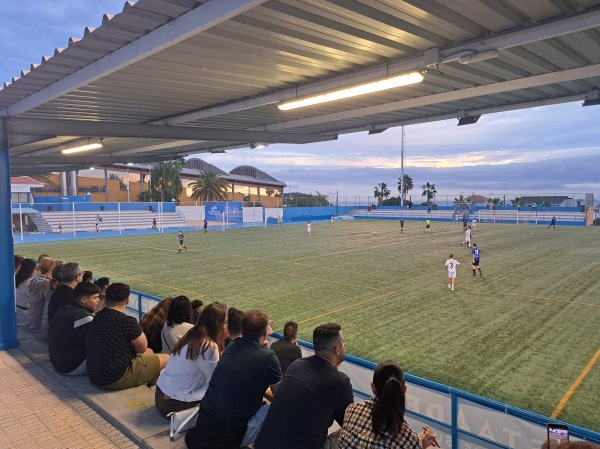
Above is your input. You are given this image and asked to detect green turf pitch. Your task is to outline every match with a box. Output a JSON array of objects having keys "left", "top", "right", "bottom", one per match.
[{"left": 17, "top": 220, "right": 600, "bottom": 431}]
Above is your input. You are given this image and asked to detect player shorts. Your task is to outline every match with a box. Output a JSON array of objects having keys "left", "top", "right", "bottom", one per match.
[
  {"left": 448, "top": 271, "right": 456, "bottom": 279},
  {"left": 472, "top": 260, "right": 480, "bottom": 266},
  {"left": 426, "top": 225, "right": 430, "bottom": 228}
]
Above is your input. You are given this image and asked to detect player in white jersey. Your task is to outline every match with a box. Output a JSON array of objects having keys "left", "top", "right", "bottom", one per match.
[
  {"left": 306, "top": 221, "right": 312, "bottom": 237},
  {"left": 461, "top": 226, "right": 472, "bottom": 248},
  {"left": 330, "top": 215, "right": 334, "bottom": 227},
  {"left": 445, "top": 254, "right": 461, "bottom": 291},
  {"left": 471, "top": 218, "right": 477, "bottom": 232}
]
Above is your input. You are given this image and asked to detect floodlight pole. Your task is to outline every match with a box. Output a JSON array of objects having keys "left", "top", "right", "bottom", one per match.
[{"left": 400, "top": 126, "right": 405, "bottom": 206}]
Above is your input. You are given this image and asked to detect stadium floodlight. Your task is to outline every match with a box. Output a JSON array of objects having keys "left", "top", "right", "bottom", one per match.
[
  {"left": 278, "top": 72, "right": 424, "bottom": 110},
  {"left": 62, "top": 139, "right": 103, "bottom": 154},
  {"left": 368, "top": 128, "right": 388, "bottom": 135},
  {"left": 457, "top": 115, "right": 481, "bottom": 126},
  {"left": 582, "top": 98, "right": 600, "bottom": 106}
]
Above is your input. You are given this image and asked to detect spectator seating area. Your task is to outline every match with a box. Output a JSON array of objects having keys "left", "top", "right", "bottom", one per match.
[
  {"left": 350, "top": 207, "right": 587, "bottom": 224},
  {"left": 40, "top": 210, "right": 186, "bottom": 233}
]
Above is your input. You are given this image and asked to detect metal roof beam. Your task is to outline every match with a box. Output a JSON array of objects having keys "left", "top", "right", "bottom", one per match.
[
  {"left": 337, "top": 93, "right": 589, "bottom": 135},
  {"left": 2, "top": 0, "right": 269, "bottom": 117},
  {"left": 253, "top": 64, "right": 600, "bottom": 131},
  {"left": 154, "top": 7, "right": 600, "bottom": 125},
  {"left": 9, "top": 155, "right": 170, "bottom": 166},
  {"left": 4, "top": 118, "right": 336, "bottom": 144}
]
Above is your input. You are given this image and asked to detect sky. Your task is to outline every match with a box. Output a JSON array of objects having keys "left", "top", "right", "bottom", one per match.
[{"left": 1, "top": 1, "right": 599, "bottom": 200}]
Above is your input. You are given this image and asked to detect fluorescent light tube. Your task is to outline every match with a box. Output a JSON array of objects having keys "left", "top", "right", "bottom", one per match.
[
  {"left": 62, "top": 141, "right": 103, "bottom": 154},
  {"left": 278, "top": 72, "right": 424, "bottom": 110}
]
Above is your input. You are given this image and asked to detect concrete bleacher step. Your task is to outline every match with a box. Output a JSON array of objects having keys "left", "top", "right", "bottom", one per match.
[{"left": 17, "top": 328, "right": 184, "bottom": 449}]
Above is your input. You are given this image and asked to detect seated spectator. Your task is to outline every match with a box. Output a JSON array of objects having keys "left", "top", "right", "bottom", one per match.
[
  {"left": 48, "top": 262, "right": 83, "bottom": 324},
  {"left": 86, "top": 283, "right": 169, "bottom": 390},
  {"left": 542, "top": 443, "right": 600, "bottom": 449},
  {"left": 41, "top": 263, "right": 63, "bottom": 339},
  {"left": 224, "top": 307, "right": 243, "bottom": 347},
  {"left": 48, "top": 282, "right": 101, "bottom": 376},
  {"left": 254, "top": 323, "right": 353, "bottom": 449},
  {"left": 339, "top": 360, "right": 439, "bottom": 449},
  {"left": 155, "top": 302, "right": 227, "bottom": 417},
  {"left": 93, "top": 277, "right": 110, "bottom": 313},
  {"left": 139, "top": 296, "right": 174, "bottom": 353},
  {"left": 28, "top": 257, "right": 54, "bottom": 332},
  {"left": 190, "top": 299, "right": 203, "bottom": 324},
  {"left": 94, "top": 277, "right": 110, "bottom": 293},
  {"left": 185, "top": 310, "right": 282, "bottom": 449},
  {"left": 270, "top": 321, "right": 302, "bottom": 374},
  {"left": 15, "top": 258, "right": 37, "bottom": 326},
  {"left": 14, "top": 254, "right": 24, "bottom": 274},
  {"left": 161, "top": 296, "right": 194, "bottom": 354},
  {"left": 82, "top": 270, "right": 94, "bottom": 283}
]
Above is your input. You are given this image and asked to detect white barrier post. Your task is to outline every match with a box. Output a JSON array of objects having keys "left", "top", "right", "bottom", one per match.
[
  {"left": 19, "top": 203, "right": 24, "bottom": 242},
  {"left": 72, "top": 202, "right": 76, "bottom": 237},
  {"left": 118, "top": 202, "right": 122, "bottom": 234}
]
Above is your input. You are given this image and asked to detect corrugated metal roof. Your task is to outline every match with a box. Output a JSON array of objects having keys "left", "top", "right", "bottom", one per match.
[{"left": 2, "top": 0, "right": 600, "bottom": 174}]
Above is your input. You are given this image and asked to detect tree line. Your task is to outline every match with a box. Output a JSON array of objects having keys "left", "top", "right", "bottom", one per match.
[{"left": 373, "top": 175, "right": 437, "bottom": 206}]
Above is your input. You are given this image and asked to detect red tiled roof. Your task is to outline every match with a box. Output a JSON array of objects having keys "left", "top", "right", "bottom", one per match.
[{"left": 10, "top": 176, "right": 44, "bottom": 187}]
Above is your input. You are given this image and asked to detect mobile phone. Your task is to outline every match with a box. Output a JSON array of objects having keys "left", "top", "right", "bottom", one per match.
[{"left": 547, "top": 423, "right": 569, "bottom": 449}]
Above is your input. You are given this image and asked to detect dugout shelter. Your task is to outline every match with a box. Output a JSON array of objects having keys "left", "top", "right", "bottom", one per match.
[{"left": 2, "top": 0, "right": 600, "bottom": 349}]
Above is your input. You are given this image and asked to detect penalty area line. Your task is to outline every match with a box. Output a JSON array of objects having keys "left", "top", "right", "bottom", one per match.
[
  {"left": 292, "top": 291, "right": 396, "bottom": 329},
  {"left": 551, "top": 346, "right": 600, "bottom": 419}
]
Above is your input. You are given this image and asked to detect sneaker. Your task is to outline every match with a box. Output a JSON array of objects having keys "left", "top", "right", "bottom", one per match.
[
  {"left": 473, "top": 273, "right": 476, "bottom": 276},
  {"left": 448, "top": 285, "right": 451, "bottom": 289},
  {"left": 480, "top": 272, "right": 483, "bottom": 277},
  {"left": 178, "top": 249, "right": 181, "bottom": 253},
  {"left": 461, "top": 242, "right": 463, "bottom": 246},
  {"left": 451, "top": 287, "right": 455, "bottom": 291}
]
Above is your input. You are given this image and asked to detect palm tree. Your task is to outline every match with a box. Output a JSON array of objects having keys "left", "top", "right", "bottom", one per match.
[
  {"left": 374, "top": 182, "right": 391, "bottom": 205},
  {"left": 189, "top": 170, "right": 229, "bottom": 202},
  {"left": 314, "top": 191, "right": 329, "bottom": 206},
  {"left": 29, "top": 173, "right": 58, "bottom": 189},
  {"left": 397, "top": 174, "right": 413, "bottom": 201},
  {"left": 421, "top": 182, "right": 437, "bottom": 205},
  {"left": 153, "top": 159, "right": 185, "bottom": 202}
]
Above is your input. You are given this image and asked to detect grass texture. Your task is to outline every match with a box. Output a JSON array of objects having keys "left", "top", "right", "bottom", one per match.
[{"left": 17, "top": 220, "right": 600, "bottom": 431}]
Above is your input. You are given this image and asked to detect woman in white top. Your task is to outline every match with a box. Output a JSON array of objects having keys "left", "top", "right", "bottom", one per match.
[
  {"left": 155, "top": 302, "right": 227, "bottom": 417},
  {"left": 161, "top": 296, "right": 194, "bottom": 354}
]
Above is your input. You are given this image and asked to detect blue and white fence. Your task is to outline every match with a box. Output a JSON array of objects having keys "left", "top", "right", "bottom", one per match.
[{"left": 127, "top": 289, "right": 600, "bottom": 449}]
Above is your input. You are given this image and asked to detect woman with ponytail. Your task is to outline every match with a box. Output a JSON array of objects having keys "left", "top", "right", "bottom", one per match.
[{"left": 339, "top": 360, "right": 440, "bottom": 449}]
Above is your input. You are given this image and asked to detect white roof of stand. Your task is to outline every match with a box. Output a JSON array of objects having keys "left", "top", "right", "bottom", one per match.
[{"left": 2, "top": 0, "right": 600, "bottom": 175}]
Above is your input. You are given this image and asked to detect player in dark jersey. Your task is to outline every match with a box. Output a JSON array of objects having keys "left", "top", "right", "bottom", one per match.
[
  {"left": 462, "top": 214, "right": 468, "bottom": 231},
  {"left": 399, "top": 218, "right": 404, "bottom": 233},
  {"left": 203, "top": 219, "right": 208, "bottom": 234},
  {"left": 471, "top": 243, "right": 482, "bottom": 277},
  {"left": 178, "top": 231, "right": 187, "bottom": 253},
  {"left": 548, "top": 216, "right": 556, "bottom": 229}
]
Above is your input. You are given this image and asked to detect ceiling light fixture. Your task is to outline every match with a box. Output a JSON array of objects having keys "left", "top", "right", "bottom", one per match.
[
  {"left": 62, "top": 139, "right": 103, "bottom": 154},
  {"left": 278, "top": 72, "right": 424, "bottom": 111},
  {"left": 457, "top": 115, "right": 481, "bottom": 126},
  {"left": 458, "top": 50, "right": 499, "bottom": 65}
]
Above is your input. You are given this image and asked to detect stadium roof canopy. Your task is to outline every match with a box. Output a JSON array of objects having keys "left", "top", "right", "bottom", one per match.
[{"left": 2, "top": 0, "right": 600, "bottom": 175}]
